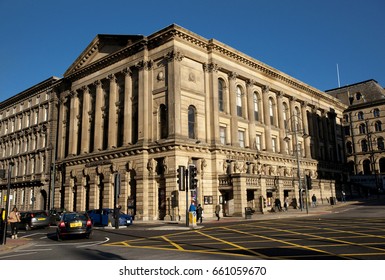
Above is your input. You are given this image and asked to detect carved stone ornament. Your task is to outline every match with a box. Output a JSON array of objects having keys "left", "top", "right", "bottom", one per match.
[{"left": 157, "top": 71, "right": 165, "bottom": 81}]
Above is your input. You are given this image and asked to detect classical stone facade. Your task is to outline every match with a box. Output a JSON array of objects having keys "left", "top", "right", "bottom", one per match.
[
  {"left": 327, "top": 79, "right": 385, "bottom": 196},
  {"left": 1, "top": 25, "right": 347, "bottom": 220},
  {"left": 52, "top": 24, "right": 346, "bottom": 220},
  {"left": 0, "top": 77, "right": 59, "bottom": 211}
]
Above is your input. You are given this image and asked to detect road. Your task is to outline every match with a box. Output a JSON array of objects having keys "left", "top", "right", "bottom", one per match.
[{"left": 1, "top": 199, "right": 385, "bottom": 260}]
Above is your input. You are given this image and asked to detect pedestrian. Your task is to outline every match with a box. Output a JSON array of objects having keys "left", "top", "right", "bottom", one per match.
[
  {"left": 341, "top": 191, "right": 346, "bottom": 202},
  {"left": 8, "top": 206, "right": 21, "bottom": 239},
  {"left": 113, "top": 204, "right": 121, "bottom": 229},
  {"left": 215, "top": 204, "right": 221, "bottom": 221},
  {"left": 196, "top": 204, "right": 203, "bottom": 224},
  {"left": 311, "top": 194, "right": 317, "bottom": 207},
  {"left": 274, "top": 198, "right": 282, "bottom": 212},
  {"left": 283, "top": 197, "right": 289, "bottom": 211},
  {"left": 189, "top": 201, "right": 196, "bottom": 212}
]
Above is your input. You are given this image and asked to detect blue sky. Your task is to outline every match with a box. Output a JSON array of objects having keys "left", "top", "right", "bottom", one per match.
[{"left": 0, "top": 0, "right": 384, "bottom": 102}]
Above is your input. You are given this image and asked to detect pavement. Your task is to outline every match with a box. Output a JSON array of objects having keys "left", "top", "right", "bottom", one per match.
[{"left": 0, "top": 200, "right": 358, "bottom": 254}]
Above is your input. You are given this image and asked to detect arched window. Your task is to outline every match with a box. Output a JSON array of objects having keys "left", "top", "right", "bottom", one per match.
[
  {"left": 188, "top": 105, "right": 196, "bottom": 139},
  {"left": 253, "top": 92, "right": 260, "bottom": 121},
  {"left": 363, "top": 159, "right": 371, "bottom": 175},
  {"left": 269, "top": 97, "right": 275, "bottom": 125},
  {"left": 375, "top": 121, "right": 382, "bottom": 132},
  {"left": 359, "top": 123, "right": 366, "bottom": 134},
  {"left": 361, "top": 139, "right": 368, "bottom": 152},
  {"left": 218, "top": 79, "right": 225, "bottom": 112},
  {"left": 377, "top": 137, "right": 384, "bottom": 150},
  {"left": 346, "top": 141, "right": 353, "bottom": 154},
  {"left": 373, "top": 108, "right": 380, "bottom": 118},
  {"left": 379, "top": 158, "right": 385, "bottom": 173},
  {"left": 159, "top": 104, "right": 168, "bottom": 139},
  {"left": 357, "top": 111, "right": 364, "bottom": 120},
  {"left": 236, "top": 86, "right": 243, "bottom": 117}
]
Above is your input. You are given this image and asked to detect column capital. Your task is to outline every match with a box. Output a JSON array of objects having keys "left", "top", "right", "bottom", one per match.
[
  {"left": 122, "top": 67, "right": 132, "bottom": 76},
  {"left": 93, "top": 80, "right": 102, "bottom": 88},
  {"left": 276, "top": 91, "right": 284, "bottom": 99},
  {"left": 262, "top": 85, "right": 270, "bottom": 93},
  {"left": 166, "top": 50, "right": 184, "bottom": 62},
  {"left": 107, "top": 73, "right": 117, "bottom": 82},
  {"left": 246, "top": 79, "right": 255, "bottom": 88},
  {"left": 203, "top": 62, "right": 219, "bottom": 73},
  {"left": 228, "top": 71, "right": 237, "bottom": 80}
]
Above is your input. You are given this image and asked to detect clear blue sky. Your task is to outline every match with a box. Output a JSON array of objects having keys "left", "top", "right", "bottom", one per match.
[{"left": 0, "top": 0, "right": 384, "bottom": 102}]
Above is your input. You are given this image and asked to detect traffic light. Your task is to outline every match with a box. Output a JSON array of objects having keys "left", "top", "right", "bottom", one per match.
[
  {"left": 306, "top": 175, "right": 312, "bottom": 190},
  {"left": 177, "top": 165, "right": 186, "bottom": 191},
  {"left": 189, "top": 165, "right": 198, "bottom": 190}
]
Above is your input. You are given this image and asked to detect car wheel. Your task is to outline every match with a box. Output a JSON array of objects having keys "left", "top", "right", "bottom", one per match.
[{"left": 25, "top": 223, "right": 31, "bottom": 231}]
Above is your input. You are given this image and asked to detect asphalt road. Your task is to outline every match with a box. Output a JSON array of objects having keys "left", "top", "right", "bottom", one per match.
[{"left": 1, "top": 199, "right": 385, "bottom": 260}]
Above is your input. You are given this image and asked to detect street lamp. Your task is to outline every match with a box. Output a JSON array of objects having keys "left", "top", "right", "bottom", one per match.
[{"left": 284, "top": 114, "right": 309, "bottom": 214}]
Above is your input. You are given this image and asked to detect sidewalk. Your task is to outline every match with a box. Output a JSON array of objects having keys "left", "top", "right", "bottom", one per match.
[{"left": 0, "top": 200, "right": 355, "bottom": 254}]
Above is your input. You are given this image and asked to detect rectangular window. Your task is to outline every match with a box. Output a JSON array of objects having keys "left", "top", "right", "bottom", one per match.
[
  {"left": 255, "top": 134, "right": 261, "bottom": 151},
  {"left": 238, "top": 130, "right": 245, "bottom": 148},
  {"left": 220, "top": 126, "right": 226, "bottom": 145},
  {"left": 272, "top": 137, "right": 277, "bottom": 153}
]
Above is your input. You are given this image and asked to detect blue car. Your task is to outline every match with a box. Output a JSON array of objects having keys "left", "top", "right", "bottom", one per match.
[{"left": 87, "top": 208, "right": 133, "bottom": 227}]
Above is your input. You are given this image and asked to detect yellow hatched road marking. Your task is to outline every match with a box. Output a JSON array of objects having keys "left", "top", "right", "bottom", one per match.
[
  {"left": 223, "top": 226, "right": 350, "bottom": 259},
  {"left": 195, "top": 229, "right": 274, "bottom": 259},
  {"left": 161, "top": 236, "right": 184, "bottom": 250},
  {"left": 244, "top": 223, "right": 385, "bottom": 255}
]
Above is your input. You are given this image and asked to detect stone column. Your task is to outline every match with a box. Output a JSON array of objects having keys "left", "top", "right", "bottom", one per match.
[
  {"left": 233, "top": 175, "right": 247, "bottom": 216},
  {"left": 322, "top": 111, "right": 329, "bottom": 160},
  {"left": 312, "top": 107, "right": 320, "bottom": 159},
  {"left": 204, "top": 63, "right": 219, "bottom": 144},
  {"left": 262, "top": 86, "right": 272, "bottom": 151},
  {"left": 247, "top": 80, "right": 256, "bottom": 147},
  {"left": 137, "top": 60, "right": 151, "bottom": 144},
  {"left": 167, "top": 50, "right": 183, "bottom": 138},
  {"left": 228, "top": 72, "right": 238, "bottom": 146},
  {"left": 93, "top": 80, "right": 103, "bottom": 151},
  {"left": 68, "top": 91, "right": 80, "bottom": 155},
  {"left": 57, "top": 96, "right": 68, "bottom": 159},
  {"left": 276, "top": 92, "right": 285, "bottom": 154},
  {"left": 123, "top": 68, "right": 132, "bottom": 145},
  {"left": 301, "top": 102, "right": 311, "bottom": 158},
  {"left": 81, "top": 86, "right": 91, "bottom": 154},
  {"left": 107, "top": 74, "right": 118, "bottom": 148}
]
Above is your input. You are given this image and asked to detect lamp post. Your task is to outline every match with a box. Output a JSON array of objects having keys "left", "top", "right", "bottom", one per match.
[{"left": 284, "top": 114, "right": 309, "bottom": 214}]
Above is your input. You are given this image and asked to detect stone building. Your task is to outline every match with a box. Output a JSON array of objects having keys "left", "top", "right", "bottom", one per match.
[
  {"left": 0, "top": 77, "right": 60, "bottom": 211},
  {"left": 326, "top": 79, "right": 385, "bottom": 196},
  {"left": 1, "top": 24, "right": 347, "bottom": 220}
]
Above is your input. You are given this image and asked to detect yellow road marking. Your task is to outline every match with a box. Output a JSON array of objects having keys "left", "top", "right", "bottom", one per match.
[
  {"left": 195, "top": 229, "right": 274, "bottom": 259},
  {"left": 244, "top": 223, "right": 385, "bottom": 255},
  {"left": 223, "top": 226, "right": 349, "bottom": 259},
  {"left": 161, "top": 236, "right": 184, "bottom": 250}
]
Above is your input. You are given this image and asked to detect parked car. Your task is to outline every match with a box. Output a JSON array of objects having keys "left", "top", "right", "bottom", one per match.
[
  {"left": 19, "top": 210, "right": 50, "bottom": 230},
  {"left": 48, "top": 208, "right": 66, "bottom": 226},
  {"left": 56, "top": 212, "right": 93, "bottom": 240},
  {"left": 87, "top": 208, "right": 133, "bottom": 227}
]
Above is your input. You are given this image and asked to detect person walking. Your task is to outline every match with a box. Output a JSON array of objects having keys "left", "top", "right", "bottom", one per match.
[
  {"left": 215, "top": 204, "right": 221, "bottom": 221},
  {"left": 196, "top": 204, "right": 203, "bottom": 224},
  {"left": 311, "top": 194, "right": 317, "bottom": 207},
  {"left": 8, "top": 206, "right": 21, "bottom": 239}
]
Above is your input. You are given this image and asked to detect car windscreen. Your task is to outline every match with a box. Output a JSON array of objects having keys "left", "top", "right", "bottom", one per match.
[{"left": 63, "top": 213, "right": 87, "bottom": 222}]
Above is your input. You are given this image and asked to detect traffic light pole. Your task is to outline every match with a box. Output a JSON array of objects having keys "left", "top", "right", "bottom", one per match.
[{"left": 185, "top": 168, "right": 189, "bottom": 227}]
